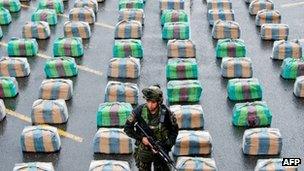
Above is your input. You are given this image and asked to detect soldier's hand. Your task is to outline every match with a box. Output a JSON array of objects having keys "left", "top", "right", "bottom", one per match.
[{"left": 142, "top": 137, "right": 151, "bottom": 146}]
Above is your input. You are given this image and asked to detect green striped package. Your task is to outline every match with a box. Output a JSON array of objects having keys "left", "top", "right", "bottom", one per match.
[
  {"left": 162, "top": 22, "right": 190, "bottom": 40},
  {"left": 167, "top": 80, "right": 202, "bottom": 104},
  {"left": 113, "top": 39, "right": 143, "bottom": 59},
  {"left": 7, "top": 38, "right": 38, "bottom": 57},
  {"left": 166, "top": 58, "right": 198, "bottom": 80},
  {"left": 118, "top": 0, "right": 144, "bottom": 10},
  {"left": 0, "top": 76, "right": 18, "bottom": 98},
  {"left": 0, "top": 7, "right": 11, "bottom": 25},
  {"left": 0, "top": 0, "right": 21, "bottom": 12},
  {"left": 161, "top": 9, "right": 188, "bottom": 26},
  {"left": 38, "top": 0, "right": 64, "bottom": 14},
  {"left": 227, "top": 78, "right": 263, "bottom": 101},
  {"left": 31, "top": 9, "right": 58, "bottom": 26},
  {"left": 53, "top": 37, "right": 84, "bottom": 57},
  {"left": 281, "top": 58, "right": 304, "bottom": 79},
  {"left": 44, "top": 57, "right": 78, "bottom": 78},
  {"left": 215, "top": 38, "right": 247, "bottom": 58}
]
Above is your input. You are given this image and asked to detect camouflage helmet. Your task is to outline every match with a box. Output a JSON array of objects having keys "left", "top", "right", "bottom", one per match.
[{"left": 142, "top": 84, "right": 163, "bottom": 103}]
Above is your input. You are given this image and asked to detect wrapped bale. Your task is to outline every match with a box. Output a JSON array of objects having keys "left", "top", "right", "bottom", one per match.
[
  {"left": 271, "top": 39, "right": 302, "bottom": 60},
  {"left": 161, "top": 9, "right": 188, "bottom": 26},
  {"left": 7, "top": 38, "right": 38, "bottom": 57},
  {"left": 107, "top": 57, "right": 140, "bottom": 79},
  {"left": 96, "top": 102, "right": 132, "bottom": 127},
  {"left": 227, "top": 78, "right": 263, "bottom": 101},
  {"left": 207, "top": 9, "right": 235, "bottom": 26},
  {"left": 172, "top": 130, "right": 212, "bottom": 156},
  {"left": 20, "top": 125, "right": 61, "bottom": 152},
  {"left": 166, "top": 58, "right": 198, "bottom": 80},
  {"left": 0, "top": 76, "right": 18, "bottom": 98},
  {"left": 64, "top": 21, "right": 91, "bottom": 39},
  {"left": 114, "top": 20, "right": 142, "bottom": 39},
  {"left": 53, "top": 37, "right": 84, "bottom": 57},
  {"left": 170, "top": 104, "right": 204, "bottom": 130},
  {"left": 159, "top": 0, "right": 185, "bottom": 11},
  {"left": 176, "top": 157, "right": 217, "bottom": 171},
  {"left": 162, "top": 22, "right": 190, "bottom": 40},
  {"left": 242, "top": 128, "right": 282, "bottom": 155},
  {"left": 167, "top": 80, "right": 203, "bottom": 103},
  {"left": 118, "top": 0, "right": 144, "bottom": 10},
  {"left": 221, "top": 57, "right": 253, "bottom": 78},
  {"left": 212, "top": 20, "right": 240, "bottom": 39},
  {"left": 38, "top": 79, "right": 73, "bottom": 100},
  {"left": 0, "top": 0, "right": 21, "bottom": 12},
  {"left": 69, "top": 7, "right": 96, "bottom": 24},
  {"left": 294, "top": 76, "right": 304, "bottom": 97},
  {"left": 89, "top": 160, "right": 131, "bottom": 171},
  {"left": 260, "top": 23, "right": 289, "bottom": 40},
  {"left": 74, "top": 0, "right": 98, "bottom": 13},
  {"left": 31, "top": 9, "right": 58, "bottom": 26},
  {"left": 167, "top": 39, "right": 196, "bottom": 58},
  {"left": 44, "top": 57, "right": 78, "bottom": 78},
  {"left": 118, "top": 8, "right": 144, "bottom": 25},
  {"left": 22, "top": 21, "right": 51, "bottom": 39},
  {"left": 13, "top": 162, "right": 55, "bottom": 171},
  {"left": 0, "top": 99, "right": 6, "bottom": 121},
  {"left": 255, "top": 158, "right": 298, "bottom": 171},
  {"left": 207, "top": 0, "right": 232, "bottom": 10},
  {"left": 31, "top": 99, "right": 68, "bottom": 124},
  {"left": 0, "top": 7, "right": 11, "bottom": 25},
  {"left": 215, "top": 39, "right": 247, "bottom": 58},
  {"left": 255, "top": 9, "right": 281, "bottom": 26},
  {"left": 113, "top": 39, "right": 143, "bottom": 59},
  {"left": 93, "top": 128, "right": 133, "bottom": 154},
  {"left": 249, "top": 0, "right": 274, "bottom": 15},
  {"left": 281, "top": 58, "right": 304, "bottom": 79},
  {"left": 104, "top": 81, "right": 139, "bottom": 105},
  {"left": 232, "top": 101, "right": 272, "bottom": 127},
  {"left": 0, "top": 57, "right": 30, "bottom": 77},
  {"left": 38, "top": 0, "right": 64, "bottom": 14}
]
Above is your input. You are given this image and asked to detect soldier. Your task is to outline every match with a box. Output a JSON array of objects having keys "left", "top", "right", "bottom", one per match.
[{"left": 124, "top": 85, "right": 179, "bottom": 171}]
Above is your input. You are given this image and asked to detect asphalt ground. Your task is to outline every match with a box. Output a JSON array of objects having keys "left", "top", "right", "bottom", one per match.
[{"left": 0, "top": 0, "right": 304, "bottom": 170}]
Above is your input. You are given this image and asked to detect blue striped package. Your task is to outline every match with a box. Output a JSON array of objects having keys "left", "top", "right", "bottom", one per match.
[
  {"left": 176, "top": 157, "right": 218, "bottom": 171},
  {"left": 159, "top": 0, "right": 185, "bottom": 11},
  {"left": 89, "top": 160, "right": 131, "bottom": 171},
  {"left": 0, "top": 57, "right": 30, "bottom": 77},
  {"left": 64, "top": 21, "right": 91, "bottom": 39},
  {"left": 0, "top": 99, "right": 5, "bottom": 121},
  {"left": 212, "top": 20, "right": 240, "bottom": 39},
  {"left": 221, "top": 57, "right": 253, "bottom": 78},
  {"left": 242, "top": 128, "right": 282, "bottom": 155},
  {"left": 104, "top": 81, "right": 139, "bottom": 105},
  {"left": 114, "top": 20, "right": 142, "bottom": 39},
  {"left": 294, "top": 76, "right": 304, "bottom": 97},
  {"left": 271, "top": 39, "right": 302, "bottom": 60},
  {"left": 38, "top": 79, "right": 73, "bottom": 100},
  {"left": 20, "top": 125, "right": 61, "bottom": 152},
  {"left": 249, "top": 0, "right": 274, "bottom": 15},
  {"left": 255, "top": 9, "right": 281, "bottom": 26},
  {"left": 93, "top": 128, "right": 133, "bottom": 154},
  {"left": 260, "top": 23, "right": 289, "bottom": 40},
  {"left": 255, "top": 158, "right": 298, "bottom": 171},
  {"left": 74, "top": 0, "right": 98, "bottom": 13},
  {"left": 22, "top": 21, "right": 51, "bottom": 40},
  {"left": 167, "top": 39, "right": 196, "bottom": 58},
  {"left": 31, "top": 99, "right": 69, "bottom": 124},
  {"left": 13, "top": 162, "right": 55, "bottom": 171},
  {"left": 207, "top": 9, "right": 235, "bottom": 26},
  {"left": 207, "top": 0, "right": 232, "bottom": 11},
  {"left": 107, "top": 57, "right": 140, "bottom": 79}
]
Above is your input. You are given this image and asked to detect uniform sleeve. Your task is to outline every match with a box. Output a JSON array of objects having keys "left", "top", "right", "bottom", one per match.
[
  {"left": 123, "top": 107, "right": 144, "bottom": 142},
  {"left": 164, "top": 106, "right": 179, "bottom": 148}
]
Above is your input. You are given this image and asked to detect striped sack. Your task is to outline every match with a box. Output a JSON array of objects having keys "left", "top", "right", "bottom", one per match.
[
  {"left": 97, "top": 102, "right": 132, "bottom": 127},
  {"left": 167, "top": 80, "right": 203, "bottom": 103},
  {"left": 227, "top": 78, "right": 263, "bottom": 101},
  {"left": 161, "top": 9, "right": 188, "bottom": 26},
  {"left": 255, "top": 158, "right": 298, "bottom": 171},
  {"left": 114, "top": 20, "right": 142, "bottom": 39},
  {"left": 215, "top": 39, "right": 247, "bottom": 58},
  {"left": 170, "top": 104, "right": 204, "bottom": 130},
  {"left": 13, "top": 162, "right": 55, "bottom": 171},
  {"left": 212, "top": 20, "right": 240, "bottom": 39},
  {"left": 118, "top": 9, "right": 145, "bottom": 25},
  {"left": 31, "top": 99, "right": 68, "bottom": 124},
  {"left": 53, "top": 37, "right": 83, "bottom": 57},
  {"left": 104, "top": 81, "right": 139, "bottom": 105},
  {"left": 20, "top": 125, "right": 61, "bottom": 152},
  {"left": 281, "top": 58, "right": 304, "bottom": 79},
  {"left": 0, "top": 57, "right": 30, "bottom": 77},
  {"left": 22, "top": 21, "right": 51, "bottom": 39},
  {"left": 74, "top": 0, "right": 98, "bottom": 13},
  {"left": 107, "top": 57, "right": 140, "bottom": 79},
  {"left": 38, "top": 0, "right": 64, "bottom": 14},
  {"left": 0, "top": 76, "right": 18, "bottom": 98},
  {"left": 255, "top": 9, "right": 281, "bottom": 26},
  {"left": 159, "top": 0, "right": 185, "bottom": 11},
  {"left": 89, "top": 160, "right": 131, "bottom": 171},
  {"left": 31, "top": 9, "right": 58, "bottom": 26},
  {"left": 249, "top": 0, "right": 274, "bottom": 15},
  {"left": 294, "top": 76, "right": 304, "bottom": 97},
  {"left": 118, "top": 0, "right": 144, "bottom": 10},
  {"left": 44, "top": 57, "right": 78, "bottom": 78},
  {"left": 167, "top": 39, "right": 196, "bottom": 58},
  {"left": 207, "top": 9, "right": 235, "bottom": 26},
  {"left": 64, "top": 21, "right": 91, "bottom": 39},
  {"left": 162, "top": 22, "right": 190, "bottom": 40},
  {"left": 242, "top": 128, "right": 282, "bottom": 155},
  {"left": 69, "top": 7, "right": 96, "bottom": 24},
  {"left": 172, "top": 130, "right": 212, "bottom": 156},
  {"left": 176, "top": 157, "right": 217, "bottom": 171},
  {"left": 0, "top": 7, "right": 11, "bottom": 25},
  {"left": 113, "top": 39, "right": 143, "bottom": 59},
  {"left": 207, "top": 0, "right": 232, "bottom": 11},
  {"left": 166, "top": 58, "right": 198, "bottom": 80},
  {"left": 93, "top": 128, "right": 133, "bottom": 154},
  {"left": 271, "top": 39, "right": 302, "bottom": 60},
  {"left": 260, "top": 24, "right": 289, "bottom": 40},
  {"left": 7, "top": 38, "right": 38, "bottom": 57},
  {"left": 0, "top": 0, "right": 21, "bottom": 12},
  {"left": 0, "top": 99, "right": 5, "bottom": 121},
  {"left": 232, "top": 101, "right": 272, "bottom": 127},
  {"left": 221, "top": 57, "right": 253, "bottom": 78},
  {"left": 38, "top": 79, "right": 73, "bottom": 100}
]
